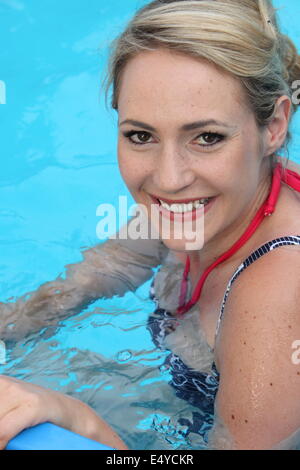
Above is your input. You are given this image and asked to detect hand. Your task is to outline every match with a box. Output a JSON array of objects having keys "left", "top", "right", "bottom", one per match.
[
  {"left": 0, "top": 374, "right": 68, "bottom": 450},
  {"left": 0, "top": 375, "right": 129, "bottom": 450}
]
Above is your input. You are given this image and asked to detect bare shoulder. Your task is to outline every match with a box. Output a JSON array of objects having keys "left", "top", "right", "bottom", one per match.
[
  {"left": 214, "top": 244, "right": 300, "bottom": 449},
  {"left": 216, "top": 243, "right": 300, "bottom": 366}
]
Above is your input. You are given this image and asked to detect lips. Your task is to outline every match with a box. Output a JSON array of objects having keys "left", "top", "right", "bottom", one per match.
[
  {"left": 150, "top": 194, "right": 217, "bottom": 222},
  {"left": 150, "top": 195, "right": 212, "bottom": 205}
]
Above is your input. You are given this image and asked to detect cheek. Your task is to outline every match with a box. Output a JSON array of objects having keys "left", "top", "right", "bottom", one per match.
[
  {"left": 209, "top": 144, "right": 260, "bottom": 202},
  {"left": 229, "top": 130, "right": 262, "bottom": 176},
  {"left": 118, "top": 147, "right": 144, "bottom": 191},
  {"left": 118, "top": 142, "right": 131, "bottom": 182}
]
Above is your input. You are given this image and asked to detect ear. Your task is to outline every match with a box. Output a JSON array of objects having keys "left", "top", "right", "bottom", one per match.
[{"left": 263, "top": 96, "right": 291, "bottom": 156}]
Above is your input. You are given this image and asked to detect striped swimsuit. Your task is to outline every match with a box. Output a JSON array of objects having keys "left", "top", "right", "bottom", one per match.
[{"left": 147, "top": 235, "right": 300, "bottom": 443}]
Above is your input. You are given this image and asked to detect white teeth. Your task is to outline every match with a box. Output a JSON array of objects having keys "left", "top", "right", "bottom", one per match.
[
  {"left": 159, "top": 198, "right": 211, "bottom": 213},
  {"left": 170, "top": 204, "right": 179, "bottom": 212}
]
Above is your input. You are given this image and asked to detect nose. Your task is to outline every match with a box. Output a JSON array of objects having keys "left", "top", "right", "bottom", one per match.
[{"left": 152, "top": 143, "right": 196, "bottom": 194}]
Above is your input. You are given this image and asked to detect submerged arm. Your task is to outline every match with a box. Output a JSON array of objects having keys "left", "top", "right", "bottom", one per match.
[{"left": 0, "top": 217, "right": 168, "bottom": 341}]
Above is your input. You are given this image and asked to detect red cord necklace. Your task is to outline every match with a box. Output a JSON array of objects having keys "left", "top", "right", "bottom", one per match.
[{"left": 177, "top": 161, "right": 300, "bottom": 315}]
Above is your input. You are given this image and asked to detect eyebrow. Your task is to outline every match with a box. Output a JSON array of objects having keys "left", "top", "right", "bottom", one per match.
[{"left": 119, "top": 119, "right": 234, "bottom": 132}]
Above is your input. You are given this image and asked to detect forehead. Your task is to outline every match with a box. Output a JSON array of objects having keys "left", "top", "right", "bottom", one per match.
[{"left": 117, "top": 48, "right": 249, "bottom": 124}]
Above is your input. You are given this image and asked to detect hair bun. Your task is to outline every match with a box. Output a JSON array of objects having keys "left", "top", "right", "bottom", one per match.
[{"left": 279, "top": 34, "right": 300, "bottom": 93}]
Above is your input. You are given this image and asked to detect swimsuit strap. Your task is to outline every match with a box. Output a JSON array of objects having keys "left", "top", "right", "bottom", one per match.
[
  {"left": 214, "top": 235, "right": 300, "bottom": 342},
  {"left": 177, "top": 162, "right": 300, "bottom": 315}
]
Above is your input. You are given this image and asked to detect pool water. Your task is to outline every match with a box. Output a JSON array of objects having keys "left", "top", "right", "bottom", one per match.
[{"left": 0, "top": 0, "right": 299, "bottom": 450}]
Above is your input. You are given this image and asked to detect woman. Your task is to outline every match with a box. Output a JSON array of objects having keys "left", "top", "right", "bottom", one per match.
[{"left": 0, "top": 0, "right": 300, "bottom": 450}]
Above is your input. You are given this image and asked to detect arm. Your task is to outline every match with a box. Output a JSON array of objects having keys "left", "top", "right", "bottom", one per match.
[
  {"left": 0, "top": 216, "right": 168, "bottom": 341},
  {"left": 208, "top": 245, "right": 300, "bottom": 450}
]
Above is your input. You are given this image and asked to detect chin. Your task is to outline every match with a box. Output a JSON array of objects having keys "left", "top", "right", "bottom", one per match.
[
  {"left": 145, "top": 203, "right": 206, "bottom": 252},
  {"left": 158, "top": 235, "right": 205, "bottom": 252}
]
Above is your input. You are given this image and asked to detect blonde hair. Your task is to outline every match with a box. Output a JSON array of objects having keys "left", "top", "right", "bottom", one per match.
[{"left": 105, "top": 0, "right": 300, "bottom": 160}]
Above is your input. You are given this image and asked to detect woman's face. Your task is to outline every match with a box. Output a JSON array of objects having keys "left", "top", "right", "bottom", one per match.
[{"left": 117, "top": 48, "right": 270, "bottom": 253}]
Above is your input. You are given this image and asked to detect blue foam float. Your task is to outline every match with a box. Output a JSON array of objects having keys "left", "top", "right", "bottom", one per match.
[{"left": 6, "top": 422, "right": 115, "bottom": 450}]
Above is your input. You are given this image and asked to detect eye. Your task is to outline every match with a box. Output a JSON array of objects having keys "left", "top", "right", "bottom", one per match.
[
  {"left": 123, "top": 130, "right": 154, "bottom": 145},
  {"left": 122, "top": 130, "right": 224, "bottom": 147},
  {"left": 195, "top": 132, "right": 224, "bottom": 147}
]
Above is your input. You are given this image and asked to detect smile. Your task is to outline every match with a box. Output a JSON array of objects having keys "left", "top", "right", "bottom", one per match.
[
  {"left": 158, "top": 198, "right": 211, "bottom": 213},
  {"left": 151, "top": 195, "right": 214, "bottom": 213},
  {"left": 150, "top": 194, "right": 217, "bottom": 220}
]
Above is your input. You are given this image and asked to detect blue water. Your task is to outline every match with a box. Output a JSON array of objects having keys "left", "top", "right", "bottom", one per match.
[{"left": 0, "top": 0, "right": 299, "bottom": 450}]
